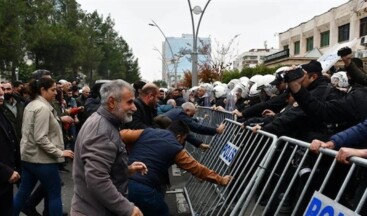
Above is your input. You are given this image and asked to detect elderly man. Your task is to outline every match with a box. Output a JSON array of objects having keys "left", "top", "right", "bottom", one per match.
[
  {"left": 0, "top": 83, "right": 21, "bottom": 216},
  {"left": 164, "top": 102, "right": 225, "bottom": 150},
  {"left": 71, "top": 80, "right": 146, "bottom": 216},
  {"left": 196, "top": 86, "right": 211, "bottom": 107},
  {"left": 76, "top": 86, "right": 90, "bottom": 131}
]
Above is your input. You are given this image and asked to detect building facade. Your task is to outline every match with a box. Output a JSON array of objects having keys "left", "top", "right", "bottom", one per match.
[
  {"left": 233, "top": 48, "right": 280, "bottom": 71},
  {"left": 265, "top": 0, "right": 367, "bottom": 69},
  {"left": 162, "top": 34, "right": 211, "bottom": 86}
]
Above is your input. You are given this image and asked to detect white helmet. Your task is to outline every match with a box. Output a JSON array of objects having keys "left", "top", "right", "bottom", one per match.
[
  {"left": 249, "top": 83, "right": 260, "bottom": 98},
  {"left": 213, "top": 84, "right": 228, "bottom": 98},
  {"left": 200, "top": 83, "right": 213, "bottom": 93},
  {"left": 249, "top": 74, "right": 264, "bottom": 87},
  {"left": 228, "top": 79, "right": 241, "bottom": 90},
  {"left": 257, "top": 74, "right": 275, "bottom": 90},
  {"left": 257, "top": 74, "right": 278, "bottom": 97},
  {"left": 239, "top": 76, "right": 250, "bottom": 85},
  {"left": 331, "top": 71, "right": 349, "bottom": 89},
  {"left": 213, "top": 81, "right": 222, "bottom": 87},
  {"left": 274, "top": 66, "right": 291, "bottom": 74},
  {"left": 231, "top": 83, "right": 249, "bottom": 99}
]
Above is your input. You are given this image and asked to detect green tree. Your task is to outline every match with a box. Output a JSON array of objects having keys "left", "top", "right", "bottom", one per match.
[
  {"left": 0, "top": 0, "right": 27, "bottom": 81},
  {"left": 0, "top": 0, "right": 141, "bottom": 84},
  {"left": 153, "top": 80, "right": 167, "bottom": 88}
]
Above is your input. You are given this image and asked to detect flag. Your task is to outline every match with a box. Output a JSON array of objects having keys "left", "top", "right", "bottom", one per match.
[{"left": 317, "top": 38, "right": 358, "bottom": 72}]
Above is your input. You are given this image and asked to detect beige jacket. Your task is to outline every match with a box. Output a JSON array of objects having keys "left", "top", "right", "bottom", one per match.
[{"left": 20, "top": 96, "right": 64, "bottom": 163}]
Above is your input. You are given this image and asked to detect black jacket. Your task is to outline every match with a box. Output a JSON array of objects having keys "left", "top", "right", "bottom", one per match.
[
  {"left": 240, "top": 92, "right": 288, "bottom": 119},
  {"left": 0, "top": 108, "right": 20, "bottom": 188},
  {"left": 125, "top": 98, "right": 157, "bottom": 129},
  {"left": 293, "top": 84, "right": 367, "bottom": 128},
  {"left": 263, "top": 77, "right": 343, "bottom": 142},
  {"left": 235, "top": 97, "right": 247, "bottom": 112},
  {"left": 163, "top": 107, "right": 217, "bottom": 147},
  {"left": 2, "top": 98, "right": 24, "bottom": 140}
]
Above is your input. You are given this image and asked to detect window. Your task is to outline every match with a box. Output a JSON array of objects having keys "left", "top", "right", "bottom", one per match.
[
  {"left": 338, "top": 23, "right": 350, "bottom": 42},
  {"left": 320, "top": 31, "right": 330, "bottom": 47},
  {"left": 360, "top": 17, "right": 367, "bottom": 37},
  {"left": 283, "top": 45, "right": 289, "bottom": 50},
  {"left": 306, "top": 37, "right": 313, "bottom": 51},
  {"left": 294, "top": 41, "right": 300, "bottom": 55}
]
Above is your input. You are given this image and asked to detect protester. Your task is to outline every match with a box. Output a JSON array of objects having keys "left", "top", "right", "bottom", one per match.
[
  {"left": 2, "top": 81, "right": 25, "bottom": 139},
  {"left": 157, "top": 98, "right": 176, "bottom": 115},
  {"left": 13, "top": 77, "right": 74, "bottom": 216},
  {"left": 163, "top": 102, "right": 225, "bottom": 150},
  {"left": 0, "top": 83, "right": 21, "bottom": 216},
  {"left": 121, "top": 120, "right": 232, "bottom": 216},
  {"left": 71, "top": 79, "right": 146, "bottom": 216},
  {"left": 196, "top": 85, "right": 211, "bottom": 107},
  {"left": 125, "top": 83, "right": 159, "bottom": 129}
]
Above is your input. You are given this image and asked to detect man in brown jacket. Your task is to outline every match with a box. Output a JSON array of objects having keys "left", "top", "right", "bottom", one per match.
[{"left": 121, "top": 119, "right": 232, "bottom": 216}]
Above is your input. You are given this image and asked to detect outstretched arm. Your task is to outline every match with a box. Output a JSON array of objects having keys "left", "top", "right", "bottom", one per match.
[{"left": 174, "top": 150, "right": 232, "bottom": 186}]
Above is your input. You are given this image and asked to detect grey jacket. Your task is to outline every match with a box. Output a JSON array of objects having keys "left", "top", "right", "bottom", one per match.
[
  {"left": 20, "top": 96, "right": 64, "bottom": 163},
  {"left": 71, "top": 107, "right": 134, "bottom": 216}
]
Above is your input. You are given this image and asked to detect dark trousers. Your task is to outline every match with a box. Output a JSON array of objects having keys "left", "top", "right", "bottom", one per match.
[
  {"left": 13, "top": 162, "right": 62, "bottom": 216},
  {"left": 128, "top": 181, "right": 169, "bottom": 216},
  {"left": 0, "top": 183, "right": 13, "bottom": 216}
]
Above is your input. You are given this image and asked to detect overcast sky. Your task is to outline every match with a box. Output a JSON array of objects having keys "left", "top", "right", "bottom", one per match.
[{"left": 77, "top": 0, "right": 348, "bottom": 82}]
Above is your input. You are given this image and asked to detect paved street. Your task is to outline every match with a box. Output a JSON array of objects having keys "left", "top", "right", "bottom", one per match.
[{"left": 20, "top": 162, "right": 191, "bottom": 216}]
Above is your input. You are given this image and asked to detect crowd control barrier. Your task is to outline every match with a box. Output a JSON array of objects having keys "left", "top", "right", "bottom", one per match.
[
  {"left": 239, "top": 136, "right": 367, "bottom": 216},
  {"left": 183, "top": 127, "right": 367, "bottom": 215},
  {"left": 185, "top": 106, "right": 236, "bottom": 161},
  {"left": 184, "top": 119, "right": 278, "bottom": 215}
]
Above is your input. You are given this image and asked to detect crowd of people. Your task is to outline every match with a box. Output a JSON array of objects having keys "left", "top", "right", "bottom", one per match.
[{"left": 1, "top": 45, "right": 367, "bottom": 215}]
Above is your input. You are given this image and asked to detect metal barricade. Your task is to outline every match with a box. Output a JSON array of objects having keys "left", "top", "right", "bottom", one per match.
[
  {"left": 185, "top": 106, "right": 237, "bottom": 161},
  {"left": 184, "top": 119, "right": 278, "bottom": 216},
  {"left": 238, "top": 136, "right": 367, "bottom": 216}
]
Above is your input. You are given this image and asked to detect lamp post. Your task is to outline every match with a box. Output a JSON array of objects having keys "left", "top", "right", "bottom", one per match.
[
  {"left": 153, "top": 47, "right": 172, "bottom": 87},
  {"left": 187, "top": 0, "right": 211, "bottom": 87},
  {"left": 149, "top": 20, "right": 178, "bottom": 88}
]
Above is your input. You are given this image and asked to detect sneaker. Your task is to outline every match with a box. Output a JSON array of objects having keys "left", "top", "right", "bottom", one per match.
[
  {"left": 59, "top": 167, "right": 70, "bottom": 173},
  {"left": 21, "top": 207, "right": 41, "bottom": 216}
]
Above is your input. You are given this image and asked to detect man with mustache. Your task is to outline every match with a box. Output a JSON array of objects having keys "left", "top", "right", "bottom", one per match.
[
  {"left": 71, "top": 79, "right": 147, "bottom": 216},
  {"left": 2, "top": 82, "right": 25, "bottom": 140},
  {"left": 0, "top": 83, "right": 21, "bottom": 215}
]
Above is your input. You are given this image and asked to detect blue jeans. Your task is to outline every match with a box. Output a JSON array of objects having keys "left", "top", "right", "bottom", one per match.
[
  {"left": 13, "top": 162, "right": 62, "bottom": 216},
  {"left": 128, "top": 181, "right": 169, "bottom": 216}
]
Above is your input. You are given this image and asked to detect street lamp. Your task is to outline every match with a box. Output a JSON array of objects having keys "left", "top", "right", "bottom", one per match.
[
  {"left": 153, "top": 46, "right": 173, "bottom": 87},
  {"left": 149, "top": 20, "right": 178, "bottom": 88},
  {"left": 187, "top": 0, "right": 211, "bottom": 87}
]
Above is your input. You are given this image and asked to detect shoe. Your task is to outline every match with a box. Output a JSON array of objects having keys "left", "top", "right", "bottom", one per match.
[
  {"left": 59, "top": 167, "right": 70, "bottom": 173},
  {"left": 42, "top": 211, "right": 68, "bottom": 216},
  {"left": 21, "top": 207, "right": 42, "bottom": 216}
]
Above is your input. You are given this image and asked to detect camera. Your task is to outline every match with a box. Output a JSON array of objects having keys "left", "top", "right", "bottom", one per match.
[
  {"left": 337, "top": 47, "right": 352, "bottom": 57},
  {"left": 283, "top": 67, "right": 305, "bottom": 82}
]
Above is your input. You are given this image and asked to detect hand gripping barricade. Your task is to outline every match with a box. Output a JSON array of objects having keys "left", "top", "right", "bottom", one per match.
[
  {"left": 185, "top": 106, "right": 237, "bottom": 161},
  {"left": 184, "top": 119, "right": 278, "bottom": 215}
]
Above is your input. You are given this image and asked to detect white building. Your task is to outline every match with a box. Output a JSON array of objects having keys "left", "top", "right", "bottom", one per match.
[
  {"left": 233, "top": 48, "right": 280, "bottom": 71},
  {"left": 265, "top": 0, "right": 367, "bottom": 68}
]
